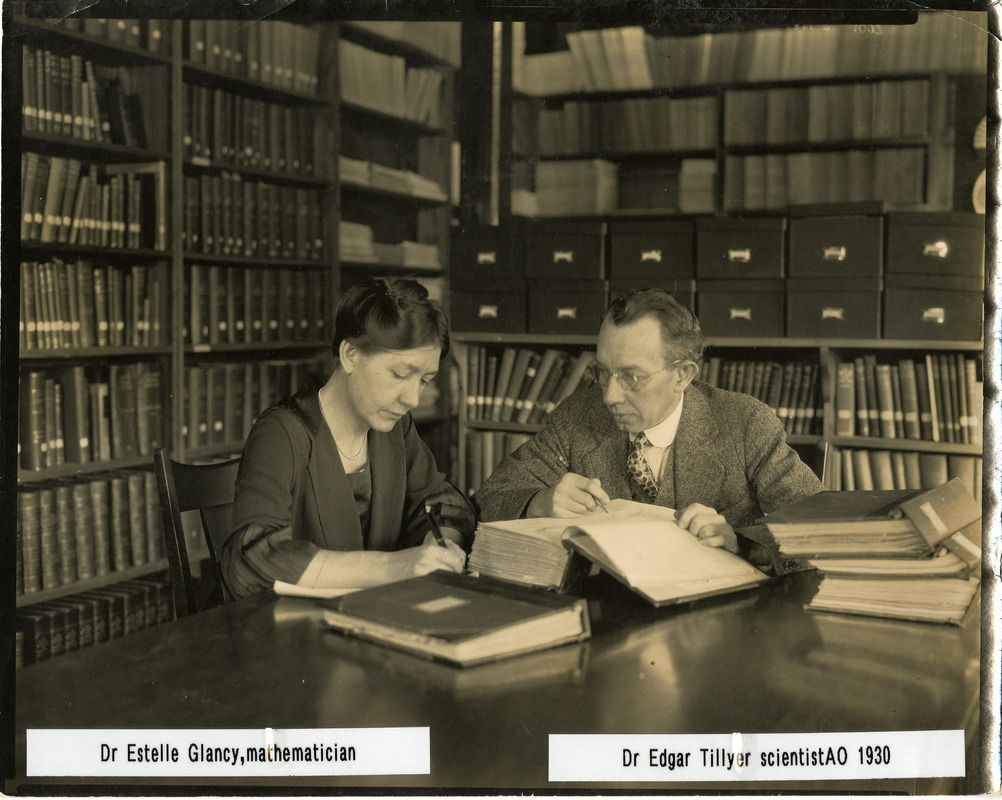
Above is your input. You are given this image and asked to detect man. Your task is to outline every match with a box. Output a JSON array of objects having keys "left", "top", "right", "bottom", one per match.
[{"left": 472, "top": 289, "right": 823, "bottom": 557}]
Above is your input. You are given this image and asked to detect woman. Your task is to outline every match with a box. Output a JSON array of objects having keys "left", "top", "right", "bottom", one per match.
[{"left": 221, "top": 277, "right": 474, "bottom": 598}]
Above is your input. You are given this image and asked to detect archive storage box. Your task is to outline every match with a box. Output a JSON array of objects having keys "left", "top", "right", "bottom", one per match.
[
  {"left": 885, "top": 212, "right": 985, "bottom": 277},
  {"left": 786, "top": 278, "right": 881, "bottom": 338},
  {"left": 608, "top": 220, "right": 694, "bottom": 282},
  {"left": 525, "top": 222, "right": 605, "bottom": 281},
  {"left": 696, "top": 217, "right": 786, "bottom": 279},
  {"left": 450, "top": 223, "right": 525, "bottom": 288},
  {"left": 884, "top": 212, "right": 984, "bottom": 341},
  {"left": 697, "top": 279, "right": 784, "bottom": 337},
  {"left": 883, "top": 274, "right": 983, "bottom": 341},
  {"left": 787, "top": 215, "right": 883, "bottom": 278},
  {"left": 527, "top": 280, "right": 608, "bottom": 335},
  {"left": 452, "top": 282, "right": 527, "bottom": 334}
]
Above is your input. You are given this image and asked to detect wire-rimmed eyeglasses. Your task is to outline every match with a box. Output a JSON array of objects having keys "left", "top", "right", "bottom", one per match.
[{"left": 586, "top": 359, "right": 686, "bottom": 392}]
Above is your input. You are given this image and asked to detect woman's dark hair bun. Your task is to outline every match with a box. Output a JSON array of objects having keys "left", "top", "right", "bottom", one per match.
[{"left": 331, "top": 277, "right": 449, "bottom": 364}]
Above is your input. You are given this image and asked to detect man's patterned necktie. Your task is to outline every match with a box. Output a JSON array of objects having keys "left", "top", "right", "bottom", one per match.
[{"left": 627, "top": 432, "right": 658, "bottom": 500}]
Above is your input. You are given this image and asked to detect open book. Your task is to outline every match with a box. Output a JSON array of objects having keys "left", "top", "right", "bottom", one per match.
[
  {"left": 472, "top": 499, "right": 768, "bottom": 606},
  {"left": 561, "top": 500, "right": 769, "bottom": 606}
]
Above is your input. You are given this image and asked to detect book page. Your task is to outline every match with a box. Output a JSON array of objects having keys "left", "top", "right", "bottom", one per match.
[
  {"left": 565, "top": 501, "right": 765, "bottom": 589},
  {"left": 478, "top": 498, "right": 677, "bottom": 545}
]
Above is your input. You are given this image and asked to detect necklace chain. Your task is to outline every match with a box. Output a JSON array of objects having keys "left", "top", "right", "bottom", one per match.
[
  {"left": 336, "top": 436, "right": 367, "bottom": 460},
  {"left": 320, "top": 390, "right": 367, "bottom": 461}
]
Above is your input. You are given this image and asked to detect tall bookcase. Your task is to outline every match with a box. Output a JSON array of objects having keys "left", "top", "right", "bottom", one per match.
[
  {"left": 335, "top": 21, "right": 460, "bottom": 471},
  {"left": 15, "top": 16, "right": 181, "bottom": 626},
  {"left": 10, "top": 12, "right": 459, "bottom": 662},
  {"left": 454, "top": 16, "right": 986, "bottom": 500}
]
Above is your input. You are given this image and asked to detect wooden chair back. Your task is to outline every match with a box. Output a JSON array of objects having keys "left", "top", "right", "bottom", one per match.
[{"left": 153, "top": 447, "right": 241, "bottom": 618}]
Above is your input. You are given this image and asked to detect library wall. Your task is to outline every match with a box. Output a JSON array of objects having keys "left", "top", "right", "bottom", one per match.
[
  {"left": 13, "top": 13, "right": 461, "bottom": 664},
  {"left": 12, "top": 9, "right": 987, "bottom": 664},
  {"left": 454, "top": 14, "right": 986, "bottom": 497}
]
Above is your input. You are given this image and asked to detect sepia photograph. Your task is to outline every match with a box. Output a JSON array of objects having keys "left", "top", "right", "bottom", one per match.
[{"left": 2, "top": 0, "right": 997, "bottom": 795}]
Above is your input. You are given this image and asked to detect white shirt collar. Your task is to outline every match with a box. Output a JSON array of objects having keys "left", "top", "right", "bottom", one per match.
[{"left": 632, "top": 394, "right": 684, "bottom": 448}]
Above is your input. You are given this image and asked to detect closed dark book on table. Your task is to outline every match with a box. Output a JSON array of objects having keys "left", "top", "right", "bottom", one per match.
[{"left": 322, "top": 571, "right": 591, "bottom": 668}]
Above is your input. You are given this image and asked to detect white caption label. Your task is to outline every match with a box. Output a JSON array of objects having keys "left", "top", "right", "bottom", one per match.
[
  {"left": 28, "top": 728, "right": 429, "bottom": 777},
  {"left": 549, "top": 730, "right": 964, "bottom": 782}
]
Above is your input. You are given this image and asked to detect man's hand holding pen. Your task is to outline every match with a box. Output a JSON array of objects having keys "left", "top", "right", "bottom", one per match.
[{"left": 527, "top": 472, "right": 612, "bottom": 518}]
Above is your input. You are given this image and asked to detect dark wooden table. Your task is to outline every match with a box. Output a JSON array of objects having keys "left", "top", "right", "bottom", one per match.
[{"left": 8, "top": 572, "right": 983, "bottom": 793}]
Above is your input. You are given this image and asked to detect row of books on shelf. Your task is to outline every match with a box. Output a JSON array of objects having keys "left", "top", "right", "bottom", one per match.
[
  {"left": 465, "top": 347, "right": 597, "bottom": 426},
  {"left": 182, "top": 358, "right": 324, "bottom": 451},
  {"left": 528, "top": 158, "right": 718, "bottom": 217},
  {"left": 535, "top": 159, "right": 619, "bottom": 216},
  {"left": 187, "top": 19, "right": 320, "bottom": 96},
  {"left": 514, "top": 15, "right": 986, "bottom": 96},
  {"left": 826, "top": 447, "right": 980, "bottom": 500},
  {"left": 835, "top": 354, "right": 981, "bottom": 445},
  {"left": 722, "top": 149, "right": 926, "bottom": 211},
  {"left": 340, "top": 220, "right": 444, "bottom": 269},
  {"left": 20, "top": 260, "right": 165, "bottom": 351},
  {"left": 339, "top": 221, "right": 378, "bottom": 263},
  {"left": 16, "top": 576, "right": 174, "bottom": 668},
  {"left": 22, "top": 155, "right": 167, "bottom": 250},
  {"left": 758, "top": 478, "right": 982, "bottom": 625},
  {"left": 182, "top": 174, "right": 325, "bottom": 261},
  {"left": 375, "top": 241, "right": 443, "bottom": 269},
  {"left": 702, "top": 358, "right": 820, "bottom": 436},
  {"left": 18, "top": 469, "right": 164, "bottom": 597},
  {"left": 723, "top": 78, "right": 937, "bottom": 147},
  {"left": 184, "top": 84, "right": 317, "bottom": 176},
  {"left": 346, "top": 22, "right": 462, "bottom": 67},
  {"left": 19, "top": 365, "right": 165, "bottom": 471},
  {"left": 37, "top": 16, "right": 171, "bottom": 54},
  {"left": 465, "top": 430, "right": 532, "bottom": 496},
  {"left": 338, "top": 38, "right": 446, "bottom": 126},
  {"left": 187, "top": 264, "right": 327, "bottom": 347},
  {"left": 535, "top": 95, "right": 718, "bottom": 156},
  {"left": 339, "top": 155, "right": 448, "bottom": 201},
  {"left": 21, "top": 48, "right": 169, "bottom": 151}
]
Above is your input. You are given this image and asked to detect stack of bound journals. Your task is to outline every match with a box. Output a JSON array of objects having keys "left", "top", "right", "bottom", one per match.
[{"left": 760, "top": 478, "right": 982, "bottom": 625}]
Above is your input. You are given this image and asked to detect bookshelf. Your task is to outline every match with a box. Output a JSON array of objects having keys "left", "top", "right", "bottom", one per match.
[
  {"left": 507, "top": 17, "right": 986, "bottom": 218},
  {"left": 11, "top": 14, "right": 462, "bottom": 661},
  {"left": 335, "top": 22, "right": 460, "bottom": 466},
  {"left": 10, "top": 11, "right": 347, "bottom": 659},
  {"left": 453, "top": 334, "right": 984, "bottom": 499},
  {"left": 454, "top": 18, "right": 986, "bottom": 501},
  {"left": 14, "top": 15, "right": 179, "bottom": 630}
]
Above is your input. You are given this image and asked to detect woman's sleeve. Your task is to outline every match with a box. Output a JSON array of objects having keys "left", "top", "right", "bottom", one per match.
[
  {"left": 220, "top": 414, "right": 320, "bottom": 597},
  {"left": 397, "top": 415, "right": 476, "bottom": 550}
]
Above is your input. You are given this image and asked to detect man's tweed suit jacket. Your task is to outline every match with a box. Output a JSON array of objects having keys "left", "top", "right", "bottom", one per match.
[{"left": 472, "top": 381, "right": 822, "bottom": 528}]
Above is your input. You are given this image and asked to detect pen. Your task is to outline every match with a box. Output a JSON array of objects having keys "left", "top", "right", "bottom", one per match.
[
  {"left": 424, "top": 503, "right": 448, "bottom": 547},
  {"left": 558, "top": 453, "right": 608, "bottom": 513}
]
